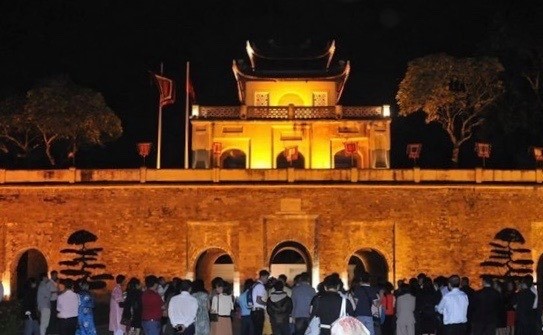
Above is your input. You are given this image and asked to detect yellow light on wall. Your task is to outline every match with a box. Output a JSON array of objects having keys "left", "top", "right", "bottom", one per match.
[
  {"left": 191, "top": 105, "right": 200, "bottom": 118},
  {"left": 382, "top": 105, "right": 391, "bottom": 117},
  {"left": 2, "top": 274, "right": 10, "bottom": 300}
]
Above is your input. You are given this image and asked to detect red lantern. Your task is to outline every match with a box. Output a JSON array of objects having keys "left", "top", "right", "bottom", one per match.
[
  {"left": 406, "top": 143, "right": 422, "bottom": 160},
  {"left": 475, "top": 142, "right": 491, "bottom": 167},
  {"left": 344, "top": 142, "right": 358, "bottom": 155}
]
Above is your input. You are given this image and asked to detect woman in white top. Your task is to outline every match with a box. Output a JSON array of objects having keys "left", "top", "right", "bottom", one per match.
[{"left": 210, "top": 280, "right": 234, "bottom": 335}]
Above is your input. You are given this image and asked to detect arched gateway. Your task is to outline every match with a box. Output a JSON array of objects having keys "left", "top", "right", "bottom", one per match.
[
  {"left": 12, "top": 248, "right": 48, "bottom": 299},
  {"left": 269, "top": 241, "right": 312, "bottom": 285},
  {"left": 348, "top": 248, "right": 389, "bottom": 286},
  {"left": 195, "top": 248, "right": 235, "bottom": 292}
]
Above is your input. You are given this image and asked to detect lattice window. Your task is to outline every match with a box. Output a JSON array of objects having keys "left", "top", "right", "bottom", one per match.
[
  {"left": 312, "top": 92, "right": 328, "bottom": 106},
  {"left": 255, "top": 92, "right": 270, "bottom": 107}
]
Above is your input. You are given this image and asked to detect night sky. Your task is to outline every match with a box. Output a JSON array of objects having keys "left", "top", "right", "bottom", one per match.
[{"left": 1, "top": 0, "right": 542, "bottom": 169}]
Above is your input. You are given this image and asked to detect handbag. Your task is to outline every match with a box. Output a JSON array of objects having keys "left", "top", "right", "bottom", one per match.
[
  {"left": 209, "top": 295, "right": 220, "bottom": 322},
  {"left": 331, "top": 296, "right": 370, "bottom": 335},
  {"left": 304, "top": 315, "right": 321, "bottom": 335}
]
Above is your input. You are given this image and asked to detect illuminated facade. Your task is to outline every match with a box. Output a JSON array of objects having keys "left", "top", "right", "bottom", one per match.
[{"left": 191, "top": 40, "right": 391, "bottom": 169}]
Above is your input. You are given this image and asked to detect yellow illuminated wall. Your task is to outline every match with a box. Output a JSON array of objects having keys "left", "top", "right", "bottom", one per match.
[
  {"left": 245, "top": 81, "right": 337, "bottom": 106},
  {"left": 191, "top": 120, "right": 391, "bottom": 169}
]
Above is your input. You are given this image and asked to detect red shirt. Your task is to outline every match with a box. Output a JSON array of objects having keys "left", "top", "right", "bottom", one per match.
[{"left": 141, "top": 289, "right": 163, "bottom": 321}]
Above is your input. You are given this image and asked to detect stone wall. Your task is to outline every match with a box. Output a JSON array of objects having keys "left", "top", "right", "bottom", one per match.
[{"left": 1, "top": 183, "right": 543, "bottom": 297}]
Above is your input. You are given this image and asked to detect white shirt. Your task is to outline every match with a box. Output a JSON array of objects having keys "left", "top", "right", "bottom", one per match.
[
  {"left": 211, "top": 294, "right": 234, "bottom": 316},
  {"left": 531, "top": 286, "right": 538, "bottom": 309},
  {"left": 435, "top": 288, "right": 469, "bottom": 325},
  {"left": 168, "top": 292, "right": 198, "bottom": 327},
  {"left": 252, "top": 281, "right": 267, "bottom": 309},
  {"left": 57, "top": 289, "right": 79, "bottom": 319}
]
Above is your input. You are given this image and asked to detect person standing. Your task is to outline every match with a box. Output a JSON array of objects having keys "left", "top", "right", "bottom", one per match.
[
  {"left": 22, "top": 277, "right": 40, "bottom": 335},
  {"left": 291, "top": 272, "right": 315, "bottom": 335},
  {"left": 210, "top": 280, "right": 234, "bottom": 335},
  {"left": 238, "top": 279, "right": 255, "bottom": 335},
  {"left": 267, "top": 281, "right": 293, "bottom": 335},
  {"left": 381, "top": 282, "right": 396, "bottom": 335},
  {"left": 37, "top": 273, "right": 52, "bottom": 335},
  {"left": 109, "top": 275, "right": 126, "bottom": 335},
  {"left": 191, "top": 279, "right": 211, "bottom": 335},
  {"left": 471, "top": 275, "right": 502, "bottom": 335},
  {"left": 122, "top": 278, "right": 143, "bottom": 335},
  {"left": 395, "top": 284, "right": 416, "bottom": 335},
  {"left": 57, "top": 279, "right": 79, "bottom": 335},
  {"left": 515, "top": 275, "right": 537, "bottom": 335},
  {"left": 435, "top": 275, "right": 469, "bottom": 335},
  {"left": 353, "top": 272, "right": 380, "bottom": 335},
  {"left": 168, "top": 280, "right": 198, "bottom": 335},
  {"left": 141, "top": 275, "right": 164, "bottom": 335},
  {"left": 252, "top": 270, "right": 270, "bottom": 335},
  {"left": 0, "top": 279, "right": 4, "bottom": 301},
  {"left": 75, "top": 281, "right": 97, "bottom": 335},
  {"left": 311, "top": 275, "right": 354, "bottom": 335},
  {"left": 47, "top": 271, "right": 60, "bottom": 335}
]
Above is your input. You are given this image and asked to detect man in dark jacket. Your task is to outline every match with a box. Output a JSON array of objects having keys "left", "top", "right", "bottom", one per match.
[
  {"left": 267, "top": 280, "right": 293, "bottom": 335},
  {"left": 22, "top": 277, "right": 40, "bottom": 335},
  {"left": 471, "top": 275, "right": 502, "bottom": 335},
  {"left": 515, "top": 275, "right": 537, "bottom": 335}
]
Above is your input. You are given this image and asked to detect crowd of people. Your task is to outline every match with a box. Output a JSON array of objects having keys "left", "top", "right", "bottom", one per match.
[{"left": 13, "top": 269, "right": 543, "bottom": 335}]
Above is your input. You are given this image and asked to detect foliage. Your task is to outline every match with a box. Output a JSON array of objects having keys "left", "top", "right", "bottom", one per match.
[
  {"left": 59, "top": 229, "right": 113, "bottom": 290},
  {"left": 480, "top": 228, "right": 534, "bottom": 280},
  {"left": 0, "top": 76, "right": 123, "bottom": 166},
  {"left": 396, "top": 54, "right": 505, "bottom": 165},
  {"left": 0, "top": 300, "right": 22, "bottom": 335}
]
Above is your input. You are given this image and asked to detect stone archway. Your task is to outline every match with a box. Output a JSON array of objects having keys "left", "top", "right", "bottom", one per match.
[
  {"left": 276, "top": 152, "right": 305, "bottom": 169},
  {"left": 269, "top": 241, "right": 312, "bottom": 285},
  {"left": 12, "top": 248, "right": 48, "bottom": 299},
  {"left": 220, "top": 149, "right": 247, "bottom": 169},
  {"left": 348, "top": 248, "right": 389, "bottom": 286},
  {"left": 195, "top": 248, "right": 235, "bottom": 291},
  {"left": 334, "top": 150, "right": 362, "bottom": 168}
]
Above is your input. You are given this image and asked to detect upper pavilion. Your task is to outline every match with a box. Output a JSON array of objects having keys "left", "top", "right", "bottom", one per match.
[{"left": 190, "top": 39, "right": 391, "bottom": 170}]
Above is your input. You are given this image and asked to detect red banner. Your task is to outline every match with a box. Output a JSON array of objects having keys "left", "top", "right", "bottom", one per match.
[
  {"left": 212, "top": 142, "right": 223, "bottom": 155},
  {"left": 284, "top": 146, "right": 299, "bottom": 162},
  {"left": 344, "top": 142, "right": 358, "bottom": 155},
  {"left": 152, "top": 73, "right": 176, "bottom": 108}
]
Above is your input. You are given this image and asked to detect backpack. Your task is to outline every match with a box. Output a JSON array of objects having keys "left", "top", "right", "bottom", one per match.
[{"left": 331, "top": 297, "right": 370, "bottom": 335}]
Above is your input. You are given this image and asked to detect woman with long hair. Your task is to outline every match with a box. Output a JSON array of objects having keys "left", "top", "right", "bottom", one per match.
[
  {"left": 122, "top": 277, "right": 143, "bottom": 335},
  {"left": 192, "top": 279, "right": 211, "bottom": 335}
]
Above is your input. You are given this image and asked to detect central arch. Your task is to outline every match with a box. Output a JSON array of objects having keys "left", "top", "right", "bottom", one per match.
[
  {"left": 195, "top": 248, "right": 235, "bottom": 291},
  {"left": 12, "top": 248, "right": 48, "bottom": 299},
  {"left": 348, "top": 248, "right": 389, "bottom": 286},
  {"left": 269, "top": 241, "right": 312, "bottom": 285},
  {"left": 276, "top": 152, "right": 305, "bottom": 169},
  {"left": 334, "top": 150, "right": 362, "bottom": 168},
  {"left": 220, "top": 149, "right": 247, "bottom": 169}
]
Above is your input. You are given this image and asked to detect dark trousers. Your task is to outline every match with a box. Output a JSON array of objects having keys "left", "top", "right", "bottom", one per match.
[
  {"left": 47, "top": 300, "right": 58, "bottom": 334},
  {"left": 241, "top": 315, "right": 254, "bottom": 335},
  {"left": 270, "top": 319, "right": 290, "bottom": 335},
  {"left": 58, "top": 317, "right": 77, "bottom": 335},
  {"left": 294, "top": 317, "right": 309, "bottom": 335},
  {"left": 251, "top": 309, "right": 265, "bottom": 335},
  {"left": 174, "top": 324, "right": 195, "bottom": 335},
  {"left": 443, "top": 323, "right": 467, "bottom": 335},
  {"left": 381, "top": 315, "right": 395, "bottom": 335},
  {"left": 471, "top": 322, "right": 496, "bottom": 335}
]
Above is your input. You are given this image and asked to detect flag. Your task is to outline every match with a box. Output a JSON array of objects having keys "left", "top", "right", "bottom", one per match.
[
  {"left": 151, "top": 72, "right": 176, "bottom": 108},
  {"left": 284, "top": 146, "right": 299, "bottom": 162},
  {"left": 187, "top": 77, "right": 196, "bottom": 103}
]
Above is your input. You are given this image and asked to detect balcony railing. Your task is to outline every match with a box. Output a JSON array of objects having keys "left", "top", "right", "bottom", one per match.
[{"left": 195, "top": 106, "right": 384, "bottom": 120}]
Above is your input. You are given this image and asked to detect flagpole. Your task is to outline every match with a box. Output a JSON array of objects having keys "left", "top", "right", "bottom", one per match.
[
  {"left": 157, "top": 62, "right": 164, "bottom": 170},
  {"left": 157, "top": 104, "right": 163, "bottom": 169},
  {"left": 184, "top": 61, "right": 190, "bottom": 169}
]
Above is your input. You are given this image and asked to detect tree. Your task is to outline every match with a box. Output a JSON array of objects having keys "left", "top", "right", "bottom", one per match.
[
  {"left": 396, "top": 54, "right": 505, "bottom": 165},
  {"left": 59, "top": 229, "right": 114, "bottom": 290},
  {"left": 24, "top": 76, "right": 123, "bottom": 165},
  {"left": 0, "top": 96, "right": 41, "bottom": 160},
  {"left": 480, "top": 228, "right": 534, "bottom": 280}
]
